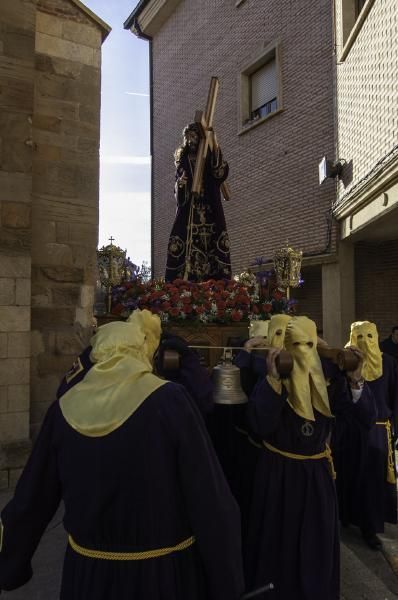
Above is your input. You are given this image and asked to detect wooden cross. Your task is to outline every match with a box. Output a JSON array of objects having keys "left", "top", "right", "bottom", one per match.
[{"left": 191, "top": 77, "right": 231, "bottom": 201}]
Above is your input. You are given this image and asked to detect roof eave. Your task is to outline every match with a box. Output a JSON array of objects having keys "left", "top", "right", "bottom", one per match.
[{"left": 70, "top": 0, "right": 112, "bottom": 41}]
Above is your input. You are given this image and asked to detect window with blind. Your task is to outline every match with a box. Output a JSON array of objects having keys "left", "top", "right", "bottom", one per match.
[
  {"left": 250, "top": 58, "right": 277, "bottom": 120},
  {"left": 239, "top": 43, "right": 281, "bottom": 132}
]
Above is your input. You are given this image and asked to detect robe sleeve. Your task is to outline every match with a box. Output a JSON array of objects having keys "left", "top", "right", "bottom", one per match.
[
  {"left": 162, "top": 385, "right": 244, "bottom": 600},
  {"left": 234, "top": 350, "right": 266, "bottom": 398},
  {"left": 247, "top": 376, "right": 287, "bottom": 438},
  {"left": 386, "top": 355, "right": 398, "bottom": 436},
  {"left": 156, "top": 336, "right": 214, "bottom": 415},
  {"left": 56, "top": 345, "right": 93, "bottom": 399},
  {"left": 328, "top": 372, "right": 376, "bottom": 430},
  {"left": 0, "top": 403, "right": 62, "bottom": 591}
]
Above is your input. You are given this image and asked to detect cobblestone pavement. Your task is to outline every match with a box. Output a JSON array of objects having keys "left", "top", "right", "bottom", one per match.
[{"left": 0, "top": 492, "right": 397, "bottom": 599}]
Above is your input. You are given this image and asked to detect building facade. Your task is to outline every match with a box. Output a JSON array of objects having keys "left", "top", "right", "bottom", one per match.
[
  {"left": 125, "top": 0, "right": 338, "bottom": 338},
  {"left": 333, "top": 0, "right": 398, "bottom": 340},
  {"left": 126, "top": 0, "right": 397, "bottom": 346},
  {"left": 0, "top": 0, "right": 110, "bottom": 487}
]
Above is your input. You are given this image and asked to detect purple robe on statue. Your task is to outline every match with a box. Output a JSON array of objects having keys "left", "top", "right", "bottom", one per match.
[
  {"left": 165, "top": 148, "right": 231, "bottom": 282},
  {"left": 243, "top": 365, "right": 374, "bottom": 600},
  {"left": 333, "top": 353, "right": 398, "bottom": 534},
  {"left": 0, "top": 383, "right": 244, "bottom": 600}
]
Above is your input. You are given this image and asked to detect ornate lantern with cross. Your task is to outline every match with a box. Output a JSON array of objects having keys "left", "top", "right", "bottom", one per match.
[
  {"left": 97, "top": 237, "right": 128, "bottom": 313},
  {"left": 273, "top": 244, "right": 303, "bottom": 299}
]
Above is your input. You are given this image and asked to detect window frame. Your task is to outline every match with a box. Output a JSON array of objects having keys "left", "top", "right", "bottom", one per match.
[
  {"left": 238, "top": 41, "right": 283, "bottom": 136},
  {"left": 338, "top": 0, "right": 376, "bottom": 62}
]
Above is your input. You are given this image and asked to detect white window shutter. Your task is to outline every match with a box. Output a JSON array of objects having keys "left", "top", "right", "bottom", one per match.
[{"left": 251, "top": 59, "right": 277, "bottom": 111}]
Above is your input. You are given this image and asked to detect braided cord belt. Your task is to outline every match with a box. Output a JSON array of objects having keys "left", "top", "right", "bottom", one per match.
[
  {"left": 376, "top": 420, "right": 396, "bottom": 484},
  {"left": 263, "top": 440, "right": 336, "bottom": 479},
  {"left": 68, "top": 534, "right": 196, "bottom": 561}
]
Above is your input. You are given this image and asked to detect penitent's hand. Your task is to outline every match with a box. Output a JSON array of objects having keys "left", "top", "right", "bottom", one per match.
[
  {"left": 266, "top": 347, "right": 282, "bottom": 380},
  {"left": 244, "top": 335, "right": 266, "bottom": 353},
  {"left": 346, "top": 346, "right": 364, "bottom": 381}
]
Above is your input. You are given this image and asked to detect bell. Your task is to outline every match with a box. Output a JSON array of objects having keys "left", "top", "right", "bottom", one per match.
[{"left": 211, "top": 349, "right": 248, "bottom": 405}]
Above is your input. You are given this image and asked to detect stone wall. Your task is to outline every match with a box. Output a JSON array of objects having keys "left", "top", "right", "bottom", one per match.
[
  {"left": 0, "top": 0, "right": 108, "bottom": 485},
  {"left": 0, "top": 0, "right": 36, "bottom": 488},
  {"left": 30, "top": 0, "right": 103, "bottom": 437}
]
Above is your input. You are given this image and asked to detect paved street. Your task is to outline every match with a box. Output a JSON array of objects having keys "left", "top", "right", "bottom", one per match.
[{"left": 1, "top": 492, "right": 398, "bottom": 599}]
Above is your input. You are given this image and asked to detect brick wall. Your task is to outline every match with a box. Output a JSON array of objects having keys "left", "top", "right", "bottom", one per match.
[
  {"left": 355, "top": 239, "right": 398, "bottom": 341},
  {"left": 335, "top": 0, "right": 398, "bottom": 201},
  {"left": 150, "top": 0, "right": 336, "bottom": 278},
  {"left": 293, "top": 265, "right": 323, "bottom": 334},
  {"left": 29, "top": 0, "right": 102, "bottom": 437}
]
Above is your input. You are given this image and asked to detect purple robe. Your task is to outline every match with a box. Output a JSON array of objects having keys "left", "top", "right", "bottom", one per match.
[
  {"left": 334, "top": 353, "right": 398, "bottom": 533},
  {"left": 243, "top": 367, "right": 374, "bottom": 600},
  {"left": 0, "top": 383, "right": 244, "bottom": 599},
  {"left": 165, "top": 148, "right": 231, "bottom": 282}
]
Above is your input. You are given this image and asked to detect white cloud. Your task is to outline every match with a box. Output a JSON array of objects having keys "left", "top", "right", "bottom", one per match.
[
  {"left": 101, "top": 155, "right": 151, "bottom": 165},
  {"left": 125, "top": 91, "right": 150, "bottom": 97}
]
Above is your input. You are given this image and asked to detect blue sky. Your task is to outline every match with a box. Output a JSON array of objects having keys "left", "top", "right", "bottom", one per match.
[{"left": 82, "top": 0, "right": 151, "bottom": 266}]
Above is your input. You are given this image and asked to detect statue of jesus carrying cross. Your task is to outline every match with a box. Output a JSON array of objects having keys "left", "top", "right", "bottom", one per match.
[{"left": 165, "top": 77, "right": 232, "bottom": 283}]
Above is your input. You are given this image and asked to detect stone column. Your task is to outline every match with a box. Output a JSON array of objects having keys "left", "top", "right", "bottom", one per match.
[
  {"left": 322, "top": 241, "right": 355, "bottom": 347},
  {"left": 30, "top": 0, "right": 104, "bottom": 438},
  {"left": 0, "top": 0, "right": 36, "bottom": 487}
]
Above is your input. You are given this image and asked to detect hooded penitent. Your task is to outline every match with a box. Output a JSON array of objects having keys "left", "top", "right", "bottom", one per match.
[
  {"left": 283, "top": 316, "right": 332, "bottom": 422},
  {"left": 60, "top": 309, "right": 167, "bottom": 437},
  {"left": 267, "top": 314, "right": 291, "bottom": 348},
  {"left": 347, "top": 320, "right": 383, "bottom": 381}
]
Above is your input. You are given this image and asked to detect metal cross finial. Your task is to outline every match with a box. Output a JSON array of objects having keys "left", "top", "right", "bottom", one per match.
[{"left": 109, "top": 236, "right": 115, "bottom": 245}]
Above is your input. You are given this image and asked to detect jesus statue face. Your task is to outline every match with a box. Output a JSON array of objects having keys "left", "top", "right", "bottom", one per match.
[{"left": 184, "top": 129, "right": 199, "bottom": 153}]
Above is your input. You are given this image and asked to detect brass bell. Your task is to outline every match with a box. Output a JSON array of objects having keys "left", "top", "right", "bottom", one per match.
[{"left": 211, "top": 349, "right": 248, "bottom": 405}]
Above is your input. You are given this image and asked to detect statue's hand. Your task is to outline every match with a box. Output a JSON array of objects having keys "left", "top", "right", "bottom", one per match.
[{"left": 177, "top": 173, "right": 188, "bottom": 188}]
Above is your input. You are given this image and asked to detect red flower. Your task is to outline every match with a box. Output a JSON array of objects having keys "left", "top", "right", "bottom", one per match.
[
  {"left": 231, "top": 309, "right": 243, "bottom": 322},
  {"left": 262, "top": 303, "right": 273, "bottom": 313},
  {"left": 226, "top": 299, "right": 236, "bottom": 308},
  {"left": 162, "top": 302, "right": 171, "bottom": 311},
  {"left": 111, "top": 303, "right": 124, "bottom": 315},
  {"left": 169, "top": 307, "right": 180, "bottom": 317},
  {"left": 182, "top": 295, "right": 191, "bottom": 304},
  {"left": 272, "top": 289, "right": 284, "bottom": 300},
  {"left": 217, "top": 300, "right": 227, "bottom": 310},
  {"left": 183, "top": 305, "right": 193, "bottom": 314},
  {"left": 217, "top": 309, "right": 225, "bottom": 319},
  {"left": 252, "top": 305, "right": 260, "bottom": 315},
  {"left": 195, "top": 306, "right": 205, "bottom": 314}
]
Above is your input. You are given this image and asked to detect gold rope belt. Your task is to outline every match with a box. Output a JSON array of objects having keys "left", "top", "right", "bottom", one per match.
[
  {"left": 263, "top": 441, "right": 336, "bottom": 479},
  {"left": 376, "top": 420, "right": 396, "bottom": 484},
  {"left": 68, "top": 534, "right": 195, "bottom": 561}
]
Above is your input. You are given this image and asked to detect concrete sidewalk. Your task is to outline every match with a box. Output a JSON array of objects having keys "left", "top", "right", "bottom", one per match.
[{"left": 0, "top": 491, "right": 397, "bottom": 599}]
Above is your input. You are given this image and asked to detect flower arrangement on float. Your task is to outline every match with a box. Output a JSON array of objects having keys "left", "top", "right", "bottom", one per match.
[{"left": 111, "top": 268, "right": 298, "bottom": 324}]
